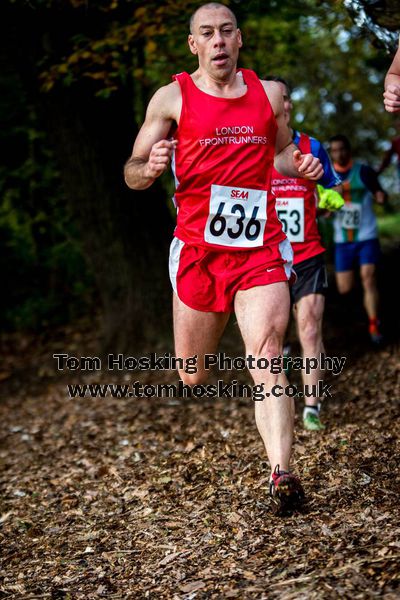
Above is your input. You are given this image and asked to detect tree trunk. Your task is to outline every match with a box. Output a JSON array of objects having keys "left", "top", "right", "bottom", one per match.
[{"left": 45, "top": 84, "right": 174, "bottom": 353}]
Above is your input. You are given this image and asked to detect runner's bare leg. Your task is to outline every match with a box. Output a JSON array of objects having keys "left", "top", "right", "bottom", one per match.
[
  {"left": 360, "top": 263, "right": 379, "bottom": 319},
  {"left": 173, "top": 293, "right": 230, "bottom": 385},
  {"left": 234, "top": 282, "right": 293, "bottom": 473},
  {"left": 295, "top": 293, "right": 325, "bottom": 407},
  {"left": 335, "top": 271, "right": 354, "bottom": 294}
]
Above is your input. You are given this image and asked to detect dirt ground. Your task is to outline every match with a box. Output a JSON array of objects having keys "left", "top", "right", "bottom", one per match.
[{"left": 1, "top": 246, "right": 399, "bottom": 599}]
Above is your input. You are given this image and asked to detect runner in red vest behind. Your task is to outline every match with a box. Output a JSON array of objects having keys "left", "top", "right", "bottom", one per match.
[
  {"left": 124, "top": 3, "right": 324, "bottom": 514},
  {"left": 268, "top": 77, "right": 342, "bottom": 432}
]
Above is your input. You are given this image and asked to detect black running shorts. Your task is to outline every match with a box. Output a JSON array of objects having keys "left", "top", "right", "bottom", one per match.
[{"left": 291, "top": 253, "right": 328, "bottom": 304}]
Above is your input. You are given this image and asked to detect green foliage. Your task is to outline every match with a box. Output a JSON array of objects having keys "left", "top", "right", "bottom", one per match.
[
  {"left": 378, "top": 212, "right": 400, "bottom": 242},
  {"left": 377, "top": 185, "right": 400, "bottom": 242},
  {"left": 38, "top": 0, "right": 200, "bottom": 103},
  {"left": 0, "top": 73, "right": 92, "bottom": 329}
]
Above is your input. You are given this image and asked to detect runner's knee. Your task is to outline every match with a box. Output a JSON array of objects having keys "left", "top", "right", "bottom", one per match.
[
  {"left": 247, "top": 331, "right": 283, "bottom": 362},
  {"left": 299, "top": 318, "right": 321, "bottom": 350},
  {"left": 178, "top": 369, "right": 208, "bottom": 386},
  {"left": 337, "top": 280, "right": 353, "bottom": 294},
  {"left": 361, "top": 270, "right": 376, "bottom": 290}
]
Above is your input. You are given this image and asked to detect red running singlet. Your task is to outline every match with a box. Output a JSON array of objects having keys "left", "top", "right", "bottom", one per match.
[
  {"left": 171, "top": 69, "right": 286, "bottom": 251},
  {"left": 271, "top": 133, "right": 325, "bottom": 265}
]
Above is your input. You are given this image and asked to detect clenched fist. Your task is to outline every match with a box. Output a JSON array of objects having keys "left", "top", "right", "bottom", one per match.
[
  {"left": 293, "top": 149, "right": 324, "bottom": 181},
  {"left": 383, "top": 84, "right": 400, "bottom": 113},
  {"left": 145, "top": 139, "right": 178, "bottom": 179}
]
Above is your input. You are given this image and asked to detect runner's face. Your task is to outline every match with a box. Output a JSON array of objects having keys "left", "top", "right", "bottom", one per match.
[
  {"left": 330, "top": 141, "right": 351, "bottom": 166},
  {"left": 277, "top": 82, "right": 292, "bottom": 125},
  {"left": 188, "top": 7, "right": 242, "bottom": 78}
]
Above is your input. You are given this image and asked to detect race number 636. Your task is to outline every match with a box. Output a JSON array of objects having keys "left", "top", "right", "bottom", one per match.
[{"left": 204, "top": 184, "right": 267, "bottom": 248}]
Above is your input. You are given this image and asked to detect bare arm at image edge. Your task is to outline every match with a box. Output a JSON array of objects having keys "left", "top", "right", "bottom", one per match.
[{"left": 384, "top": 44, "right": 400, "bottom": 113}]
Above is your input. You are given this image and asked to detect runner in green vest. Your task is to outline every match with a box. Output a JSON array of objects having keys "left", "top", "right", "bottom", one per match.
[{"left": 329, "top": 135, "right": 387, "bottom": 345}]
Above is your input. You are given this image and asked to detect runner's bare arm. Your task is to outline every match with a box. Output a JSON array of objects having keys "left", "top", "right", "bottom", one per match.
[
  {"left": 375, "top": 190, "right": 387, "bottom": 205},
  {"left": 124, "top": 82, "right": 181, "bottom": 190},
  {"left": 261, "top": 80, "right": 323, "bottom": 181},
  {"left": 333, "top": 184, "right": 343, "bottom": 195},
  {"left": 384, "top": 46, "right": 400, "bottom": 113}
]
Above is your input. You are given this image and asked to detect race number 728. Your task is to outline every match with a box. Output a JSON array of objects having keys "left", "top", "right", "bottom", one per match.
[{"left": 338, "top": 203, "right": 362, "bottom": 230}]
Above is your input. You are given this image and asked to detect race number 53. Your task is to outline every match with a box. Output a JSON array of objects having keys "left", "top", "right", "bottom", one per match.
[
  {"left": 275, "top": 197, "right": 305, "bottom": 242},
  {"left": 204, "top": 184, "right": 267, "bottom": 248}
]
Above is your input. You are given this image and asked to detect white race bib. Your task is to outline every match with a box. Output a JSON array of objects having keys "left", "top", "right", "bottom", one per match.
[
  {"left": 338, "top": 203, "right": 362, "bottom": 230},
  {"left": 275, "top": 197, "right": 305, "bottom": 242},
  {"left": 204, "top": 185, "right": 267, "bottom": 248}
]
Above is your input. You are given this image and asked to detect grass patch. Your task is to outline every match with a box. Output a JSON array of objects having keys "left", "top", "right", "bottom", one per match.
[{"left": 378, "top": 212, "right": 400, "bottom": 242}]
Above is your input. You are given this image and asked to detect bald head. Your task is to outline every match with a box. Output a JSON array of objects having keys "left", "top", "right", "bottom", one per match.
[{"left": 190, "top": 3, "right": 237, "bottom": 34}]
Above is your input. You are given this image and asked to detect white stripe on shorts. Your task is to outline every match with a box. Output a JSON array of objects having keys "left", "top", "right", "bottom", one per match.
[
  {"left": 279, "top": 237, "right": 294, "bottom": 280},
  {"left": 169, "top": 237, "right": 185, "bottom": 295}
]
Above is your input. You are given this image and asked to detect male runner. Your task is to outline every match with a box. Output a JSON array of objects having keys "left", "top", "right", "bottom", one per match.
[
  {"left": 124, "top": 3, "right": 323, "bottom": 513},
  {"left": 267, "top": 77, "right": 343, "bottom": 432},
  {"left": 329, "top": 135, "right": 386, "bottom": 345},
  {"left": 384, "top": 44, "right": 400, "bottom": 113}
]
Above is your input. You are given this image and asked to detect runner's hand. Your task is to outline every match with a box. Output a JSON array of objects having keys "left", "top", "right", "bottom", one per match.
[
  {"left": 293, "top": 150, "right": 323, "bottom": 181},
  {"left": 145, "top": 139, "right": 178, "bottom": 179},
  {"left": 317, "top": 185, "right": 345, "bottom": 211},
  {"left": 375, "top": 190, "right": 387, "bottom": 205},
  {"left": 384, "top": 84, "right": 400, "bottom": 113}
]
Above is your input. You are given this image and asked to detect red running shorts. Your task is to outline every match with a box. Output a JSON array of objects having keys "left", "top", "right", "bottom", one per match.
[{"left": 169, "top": 237, "right": 294, "bottom": 312}]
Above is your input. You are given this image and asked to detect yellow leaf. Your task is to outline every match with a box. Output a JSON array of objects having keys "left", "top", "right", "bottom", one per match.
[
  {"left": 145, "top": 40, "right": 157, "bottom": 54},
  {"left": 68, "top": 53, "right": 80, "bottom": 64},
  {"left": 134, "top": 7, "right": 147, "bottom": 19},
  {"left": 41, "top": 80, "right": 54, "bottom": 93}
]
